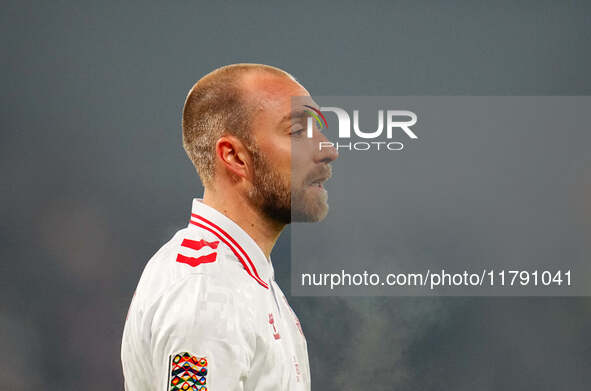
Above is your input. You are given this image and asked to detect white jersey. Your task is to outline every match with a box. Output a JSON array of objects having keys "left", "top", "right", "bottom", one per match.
[{"left": 121, "top": 199, "right": 311, "bottom": 391}]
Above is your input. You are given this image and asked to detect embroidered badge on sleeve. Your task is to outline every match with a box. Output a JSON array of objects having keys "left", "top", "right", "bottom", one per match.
[{"left": 168, "top": 352, "right": 208, "bottom": 391}]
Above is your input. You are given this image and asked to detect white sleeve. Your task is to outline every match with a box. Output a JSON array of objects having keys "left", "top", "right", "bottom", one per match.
[{"left": 149, "top": 274, "right": 254, "bottom": 391}]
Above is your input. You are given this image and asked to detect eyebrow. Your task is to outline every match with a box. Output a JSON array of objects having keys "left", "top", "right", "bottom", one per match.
[{"left": 279, "top": 110, "right": 310, "bottom": 126}]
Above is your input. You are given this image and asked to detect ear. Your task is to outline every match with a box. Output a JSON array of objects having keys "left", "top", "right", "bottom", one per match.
[{"left": 215, "top": 135, "right": 252, "bottom": 181}]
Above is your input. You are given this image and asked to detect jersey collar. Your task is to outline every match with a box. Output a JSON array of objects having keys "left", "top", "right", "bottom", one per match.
[{"left": 188, "top": 198, "right": 274, "bottom": 289}]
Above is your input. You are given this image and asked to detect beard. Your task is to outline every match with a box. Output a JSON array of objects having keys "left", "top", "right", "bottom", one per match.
[{"left": 247, "top": 146, "right": 330, "bottom": 224}]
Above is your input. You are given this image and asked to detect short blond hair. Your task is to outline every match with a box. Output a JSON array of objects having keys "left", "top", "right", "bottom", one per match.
[{"left": 182, "top": 63, "right": 294, "bottom": 186}]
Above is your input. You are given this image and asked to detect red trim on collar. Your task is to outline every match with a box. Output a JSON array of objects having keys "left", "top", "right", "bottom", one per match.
[
  {"left": 189, "top": 216, "right": 269, "bottom": 289},
  {"left": 192, "top": 213, "right": 266, "bottom": 281}
]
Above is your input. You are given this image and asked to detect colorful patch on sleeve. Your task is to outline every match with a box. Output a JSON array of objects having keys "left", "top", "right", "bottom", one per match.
[{"left": 168, "top": 352, "right": 208, "bottom": 391}]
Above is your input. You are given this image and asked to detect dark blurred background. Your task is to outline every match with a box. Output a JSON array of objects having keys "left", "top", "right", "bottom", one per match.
[{"left": 2, "top": 1, "right": 591, "bottom": 390}]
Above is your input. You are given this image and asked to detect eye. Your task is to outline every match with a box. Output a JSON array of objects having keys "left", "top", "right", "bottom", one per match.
[{"left": 290, "top": 128, "right": 305, "bottom": 136}]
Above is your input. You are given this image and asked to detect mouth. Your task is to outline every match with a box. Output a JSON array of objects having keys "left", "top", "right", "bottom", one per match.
[
  {"left": 308, "top": 175, "right": 331, "bottom": 189},
  {"left": 305, "top": 166, "right": 333, "bottom": 190}
]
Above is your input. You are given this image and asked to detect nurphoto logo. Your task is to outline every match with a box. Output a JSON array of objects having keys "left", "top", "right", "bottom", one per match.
[{"left": 306, "top": 106, "right": 418, "bottom": 151}]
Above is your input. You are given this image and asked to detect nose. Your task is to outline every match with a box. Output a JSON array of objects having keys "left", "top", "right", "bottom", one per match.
[{"left": 314, "top": 129, "right": 339, "bottom": 163}]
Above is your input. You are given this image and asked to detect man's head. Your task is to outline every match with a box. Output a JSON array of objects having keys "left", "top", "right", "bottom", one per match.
[{"left": 182, "top": 63, "right": 338, "bottom": 224}]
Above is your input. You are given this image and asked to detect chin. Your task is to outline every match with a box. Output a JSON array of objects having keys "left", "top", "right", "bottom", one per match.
[{"left": 291, "top": 189, "right": 330, "bottom": 223}]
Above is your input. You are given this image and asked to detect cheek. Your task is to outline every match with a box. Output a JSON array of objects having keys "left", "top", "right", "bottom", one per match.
[
  {"left": 257, "top": 135, "right": 290, "bottom": 166},
  {"left": 259, "top": 139, "right": 295, "bottom": 189},
  {"left": 257, "top": 133, "right": 314, "bottom": 189},
  {"left": 290, "top": 154, "right": 309, "bottom": 189},
  {"left": 290, "top": 136, "right": 315, "bottom": 166}
]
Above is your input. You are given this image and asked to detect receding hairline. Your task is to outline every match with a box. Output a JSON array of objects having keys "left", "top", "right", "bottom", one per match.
[{"left": 184, "top": 63, "right": 297, "bottom": 106}]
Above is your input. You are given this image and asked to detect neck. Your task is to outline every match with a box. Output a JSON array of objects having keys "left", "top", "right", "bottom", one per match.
[{"left": 202, "top": 187, "right": 285, "bottom": 260}]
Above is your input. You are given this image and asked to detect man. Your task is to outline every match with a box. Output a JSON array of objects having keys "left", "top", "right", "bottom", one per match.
[{"left": 121, "top": 63, "right": 338, "bottom": 391}]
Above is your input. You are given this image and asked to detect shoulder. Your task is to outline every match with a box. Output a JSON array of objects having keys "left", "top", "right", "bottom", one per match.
[{"left": 131, "top": 225, "right": 260, "bottom": 316}]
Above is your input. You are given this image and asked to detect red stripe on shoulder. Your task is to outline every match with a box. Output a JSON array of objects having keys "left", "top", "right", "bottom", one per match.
[
  {"left": 181, "top": 238, "right": 219, "bottom": 251},
  {"left": 176, "top": 252, "right": 218, "bottom": 268}
]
